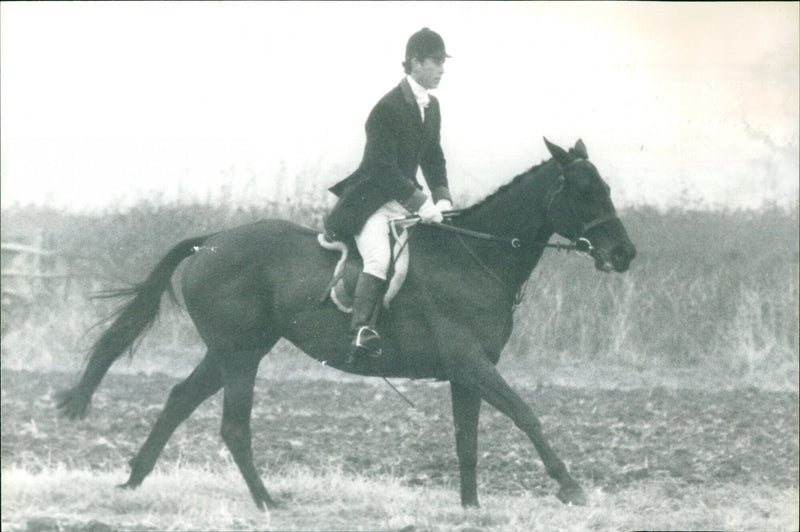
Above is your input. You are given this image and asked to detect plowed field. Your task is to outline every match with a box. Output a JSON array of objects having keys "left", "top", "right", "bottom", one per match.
[{"left": 2, "top": 370, "right": 797, "bottom": 531}]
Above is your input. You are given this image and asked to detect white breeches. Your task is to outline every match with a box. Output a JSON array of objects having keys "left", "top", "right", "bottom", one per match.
[{"left": 354, "top": 200, "right": 411, "bottom": 280}]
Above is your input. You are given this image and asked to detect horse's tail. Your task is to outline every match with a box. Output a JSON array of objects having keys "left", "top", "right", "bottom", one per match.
[{"left": 57, "top": 235, "right": 211, "bottom": 420}]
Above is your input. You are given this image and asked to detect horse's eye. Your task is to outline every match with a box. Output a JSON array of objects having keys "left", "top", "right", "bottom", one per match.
[{"left": 573, "top": 177, "right": 593, "bottom": 196}]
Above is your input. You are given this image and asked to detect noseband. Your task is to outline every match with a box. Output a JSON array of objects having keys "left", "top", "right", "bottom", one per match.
[{"left": 546, "top": 165, "right": 620, "bottom": 256}]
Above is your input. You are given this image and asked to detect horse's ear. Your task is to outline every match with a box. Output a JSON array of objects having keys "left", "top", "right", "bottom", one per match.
[
  {"left": 573, "top": 139, "right": 588, "bottom": 159},
  {"left": 543, "top": 137, "right": 571, "bottom": 165}
]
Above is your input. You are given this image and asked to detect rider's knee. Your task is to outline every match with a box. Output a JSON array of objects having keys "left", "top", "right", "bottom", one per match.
[{"left": 362, "top": 261, "right": 389, "bottom": 281}]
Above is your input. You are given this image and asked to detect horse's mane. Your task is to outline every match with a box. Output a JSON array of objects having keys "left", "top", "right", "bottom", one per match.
[{"left": 458, "top": 159, "right": 552, "bottom": 218}]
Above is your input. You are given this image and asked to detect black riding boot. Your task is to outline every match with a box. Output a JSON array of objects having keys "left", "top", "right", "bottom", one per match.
[{"left": 347, "top": 272, "right": 385, "bottom": 362}]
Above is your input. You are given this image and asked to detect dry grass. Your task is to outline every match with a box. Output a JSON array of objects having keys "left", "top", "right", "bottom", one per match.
[
  {"left": 1, "top": 203, "right": 798, "bottom": 383},
  {"left": 3, "top": 465, "right": 798, "bottom": 532}
]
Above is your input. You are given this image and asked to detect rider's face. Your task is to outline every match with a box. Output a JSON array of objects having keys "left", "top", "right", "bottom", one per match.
[{"left": 410, "top": 56, "right": 445, "bottom": 90}]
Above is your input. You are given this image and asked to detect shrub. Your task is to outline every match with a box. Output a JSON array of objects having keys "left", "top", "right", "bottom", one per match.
[{"left": 1, "top": 201, "right": 797, "bottom": 377}]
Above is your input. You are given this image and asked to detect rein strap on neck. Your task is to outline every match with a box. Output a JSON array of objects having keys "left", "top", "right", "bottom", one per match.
[
  {"left": 429, "top": 221, "right": 592, "bottom": 253},
  {"left": 429, "top": 221, "right": 521, "bottom": 248}
]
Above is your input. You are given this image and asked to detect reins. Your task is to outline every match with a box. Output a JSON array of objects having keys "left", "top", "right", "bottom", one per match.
[
  {"left": 430, "top": 218, "right": 522, "bottom": 249},
  {"left": 388, "top": 171, "right": 616, "bottom": 306},
  {"left": 389, "top": 209, "right": 591, "bottom": 308},
  {"left": 393, "top": 210, "right": 594, "bottom": 255}
]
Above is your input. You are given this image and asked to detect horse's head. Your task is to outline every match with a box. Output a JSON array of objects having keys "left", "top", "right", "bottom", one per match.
[{"left": 543, "top": 138, "right": 636, "bottom": 273}]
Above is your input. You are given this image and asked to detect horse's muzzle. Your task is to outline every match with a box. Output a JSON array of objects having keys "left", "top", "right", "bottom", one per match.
[
  {"left": 590, "top": 239, "right": 636, "bottom": 273},
  {"left": 609, "top": 241, "right": 636, "bottom": 272}
]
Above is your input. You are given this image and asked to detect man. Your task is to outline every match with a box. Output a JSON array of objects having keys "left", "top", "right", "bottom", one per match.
[{"left": 324, "top": 27, "right": 453, "bottom": 360}]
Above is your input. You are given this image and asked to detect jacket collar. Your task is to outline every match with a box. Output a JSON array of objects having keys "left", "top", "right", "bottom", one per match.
[
  {"left": 406, "top": 75, "right": 429, "bottom": 105},
  {"left": 399, "top": 77, "right": 433, "bottom": 128},
  {"left": 400, "top": 77, "right": 417, "bottom": 107}
]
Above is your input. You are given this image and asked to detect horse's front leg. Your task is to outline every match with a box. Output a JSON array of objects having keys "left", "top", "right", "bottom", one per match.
[
  {"left": 445, "top": 349, "right": 587, "bottom": 506},
  {"left": 450, "top": 381, "right": 481, "bottom": 507}
]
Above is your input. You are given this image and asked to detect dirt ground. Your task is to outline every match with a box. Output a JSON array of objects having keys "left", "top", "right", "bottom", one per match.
[{"left": 2, "top": 369, "right": 797, "bottom": 503}]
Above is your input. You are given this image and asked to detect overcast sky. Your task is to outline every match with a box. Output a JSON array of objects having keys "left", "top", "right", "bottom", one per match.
[{"left": 1, "top": 1, "right": 798, "bottom": 212}]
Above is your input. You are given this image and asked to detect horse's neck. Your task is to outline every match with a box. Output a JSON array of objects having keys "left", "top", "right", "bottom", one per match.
[
  {"left": 455, "top": 167, "right": 556, "bottom": 287},
  {"left": 462, "top": 163, "right": 555, "bottom": 231}
]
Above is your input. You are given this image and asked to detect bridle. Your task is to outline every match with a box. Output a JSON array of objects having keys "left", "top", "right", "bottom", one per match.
[
  {"left": 389, "top": 160, "right": 619, "bottom": 303},
  {"left": 544, "top": 168, "right": 620, "bottom": 257},
  {"left": 393, "top": 162, "right": 619, "bottom": 256}
]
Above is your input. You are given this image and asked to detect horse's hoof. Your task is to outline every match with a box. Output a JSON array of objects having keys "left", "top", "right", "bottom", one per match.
[
  {"left": 56, "top": 389, "right": 90, "bottom": 421},
  {"left": 116, "top": 478, "right": 141, "bottom": 490},
  {"left": 254, "top": 497, "right": 279, "bottom": 511},
  {"left": 265, "top": 499, "right": 279, "bottom": 509},
  {"left": 556, "top": 484, "right": 588, "bottom": 506}
]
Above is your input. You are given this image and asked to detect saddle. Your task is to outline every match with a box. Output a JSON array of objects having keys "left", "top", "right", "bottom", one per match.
[{"left": 317, "top": 219, "right": 413, "bottom": 313}]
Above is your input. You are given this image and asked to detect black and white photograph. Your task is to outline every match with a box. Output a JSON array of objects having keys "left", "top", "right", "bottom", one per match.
[{"left": 1, "top": 2, "right": 798, "bottom": 531}]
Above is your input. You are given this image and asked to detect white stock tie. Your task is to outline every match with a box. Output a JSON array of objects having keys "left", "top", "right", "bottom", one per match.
[{"left": 415, "top": 94, "right": 429, "bottom": 121}]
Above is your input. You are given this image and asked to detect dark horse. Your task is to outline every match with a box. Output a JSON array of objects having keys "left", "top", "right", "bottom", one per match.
[{"left": 58, "top": 138, "right": 635, "bottom": 509}]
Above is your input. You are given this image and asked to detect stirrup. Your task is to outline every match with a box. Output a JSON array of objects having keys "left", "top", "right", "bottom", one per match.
[{"left": 350, "top": 326, "right": 382, "bottom": 360}]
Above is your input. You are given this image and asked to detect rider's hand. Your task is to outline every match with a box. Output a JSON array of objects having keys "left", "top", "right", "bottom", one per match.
[
  {"left": 417, "top": 199, "right": 444, "bottom": 224},
  {"left": 435, "top": 199, "right": 453, "bottom": 212}
]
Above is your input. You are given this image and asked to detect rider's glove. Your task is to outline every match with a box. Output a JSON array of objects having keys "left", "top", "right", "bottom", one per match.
[
  {"left": 435, "top": 199, "right": 453, "bottom": 212},
  {"left": 417, "top": 199, "right": 444, "bottom": 224}
]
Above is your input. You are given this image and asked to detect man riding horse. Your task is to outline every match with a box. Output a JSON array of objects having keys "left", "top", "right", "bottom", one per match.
[
  {"left": 324, "top": 28, "right": 454, "bottom": 361},
  {"left": 57, "top": 26, "right": 638, "bottom": 510}
]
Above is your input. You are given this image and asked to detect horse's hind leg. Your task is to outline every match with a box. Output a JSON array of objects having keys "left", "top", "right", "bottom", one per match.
[
  {"left": 121, "top": 351, "right": 223, "bottom": 489},
  {"left": 220, "top": 350, "right": 277, "bottom": 510}
]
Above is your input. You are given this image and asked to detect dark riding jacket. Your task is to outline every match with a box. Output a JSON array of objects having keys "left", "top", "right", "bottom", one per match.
[{"left": 324, "top": 78, "right": 452, "bottom": 238}]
